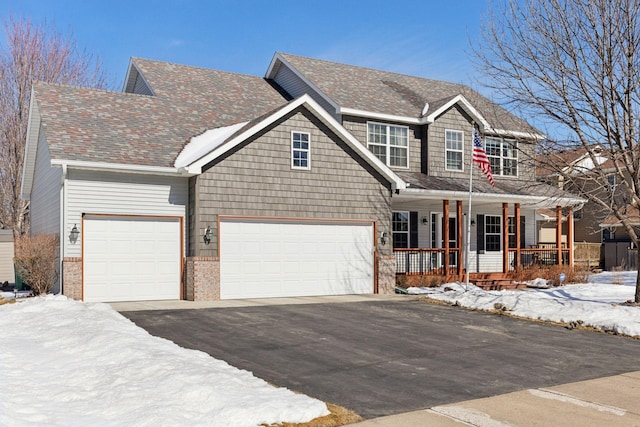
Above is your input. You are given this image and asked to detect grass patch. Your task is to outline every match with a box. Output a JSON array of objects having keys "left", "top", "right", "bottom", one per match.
[
  {"left": 0, "top": 297, "right": 15, "bottom": 305},
  {"left": 263, "top": 403, "right": 363, "bottom": 427}
]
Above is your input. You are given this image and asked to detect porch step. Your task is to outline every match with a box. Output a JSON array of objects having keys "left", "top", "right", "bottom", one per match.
[{"left": 472, "top": 279, "right": 528, "bottom": 291}]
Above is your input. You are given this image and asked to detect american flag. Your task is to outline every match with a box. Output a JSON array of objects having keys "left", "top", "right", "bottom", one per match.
[{"left": 472, "top": 129, "right": 495, "bottom": 187}]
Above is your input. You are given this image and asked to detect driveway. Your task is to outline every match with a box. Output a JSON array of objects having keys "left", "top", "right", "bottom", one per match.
[{"left": 121, "top": 298, "right": 640, "bottom": 419}]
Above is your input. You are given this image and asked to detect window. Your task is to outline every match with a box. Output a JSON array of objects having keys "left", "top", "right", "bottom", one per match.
[
  {"left": 508, "top": 217, "right": 516, "bottom": 248},
  {"left": 485, "top": 137, "right": 517, "bottom": 177},
  {"left": 367, "top": 123, "right": 408, "bottom": 168},
  {"left": 392, "top": 211, "right": 409, "bottom": 248},
  {"left": 445, "top": 130, "right": 464, "bottom": 171},
  {"left": 291, "top": 131, "right": 310, "bottom": 169},
  {"left": 485, "top": 215, "right": 501, "bottom": 251}
]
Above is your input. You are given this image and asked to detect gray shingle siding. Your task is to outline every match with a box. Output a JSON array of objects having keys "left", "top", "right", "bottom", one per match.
[
  {"left": 272, "top": 65, "right": 338, "bottom": 119},
  {"left": 191, "top": 108, "right": 392, "bottom": 257}
]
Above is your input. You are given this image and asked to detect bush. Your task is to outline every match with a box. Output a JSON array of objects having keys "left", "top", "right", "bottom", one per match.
[
  {"left": 14, "top": 234, "right": 59, "bottom": 296},
  {"left": 512, "top": 264, "right": 589, "bottom": 286}
]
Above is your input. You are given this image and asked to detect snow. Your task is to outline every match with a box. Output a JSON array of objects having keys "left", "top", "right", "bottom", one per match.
[
  {"left": 174, "top": 121, "right": 248, "bottom": 168},
  {"left": 0, "top": 295, "right": 328, "bottom": 427},
  {"left": 407, "top": 270, "right": 640, "bottom": 337}
]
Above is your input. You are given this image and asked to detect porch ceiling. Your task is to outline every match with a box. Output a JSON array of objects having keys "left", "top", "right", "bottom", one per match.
[{"left": 394, "top": 172, "right": 585, "bottom": 209}]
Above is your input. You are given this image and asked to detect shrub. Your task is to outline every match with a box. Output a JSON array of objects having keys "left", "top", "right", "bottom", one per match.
[
  {"left": 512, "top": 264, "right": 589, "bottom": 286},
  {"left": 14, "top": 234, "right": 59, "bottom": 296}
]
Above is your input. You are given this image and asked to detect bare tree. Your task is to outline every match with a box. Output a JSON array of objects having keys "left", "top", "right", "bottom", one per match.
[
  {"left": 474, "top": 0, "right": 640, "bottom": 302},
  {"left": 0, "top": 15, "right": 109, "bottom": 236}
]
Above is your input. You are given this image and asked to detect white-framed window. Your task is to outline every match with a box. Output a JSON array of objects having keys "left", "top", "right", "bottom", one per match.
[
  {"left": 367, "top": 122, "right": 409, "bottom": 168},
  {"left": 485, "top": 215, "right": 501, "bottom": 252},
  {"left": 508, "top": 216, "right": 517, "bottom": 248},
  {"left": 485, "top": 137, "right": 517, "bottom": 177},
  {"left": 445, "top": 129, "right": 464, "bottom": 171},
  {"left": 392, "top": 211, "right": 410, "bottom": 248},
  {"left": 291, "top": 131, "right": 310, "bottom": 169}
]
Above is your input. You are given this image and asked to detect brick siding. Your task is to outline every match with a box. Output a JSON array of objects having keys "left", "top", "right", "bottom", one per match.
[
  {"left": 184, "top": 257, "right": 220, "bottom": 301},
  {"left": 62, "top": 257, "right": 82, "bottom": 300}
]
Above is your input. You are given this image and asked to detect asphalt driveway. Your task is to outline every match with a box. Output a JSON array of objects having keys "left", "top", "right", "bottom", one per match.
[{"left": 121, "top": 298, "right": 640, "bottom": 419}]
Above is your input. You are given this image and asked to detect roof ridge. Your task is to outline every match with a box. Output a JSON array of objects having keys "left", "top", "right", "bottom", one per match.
[
  {"left": 34, "top": 80, "right": 156, "bottom": 99},
  {"left": 131, "top": 56, "right": 266, "bottom": 80},
  {"left": 278, "top": 52, "right": 471, "bottom": 88}
]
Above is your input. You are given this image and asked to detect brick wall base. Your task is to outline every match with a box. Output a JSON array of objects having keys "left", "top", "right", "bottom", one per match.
[
  {"left": 184, "top": 257, "right": 220, "bottom": 301},
  {"left": 377, "top": 254, "right": 396, "bottom": 294},
  {"left": 62, "top": 257, "right": 82, "bottom": 301}
]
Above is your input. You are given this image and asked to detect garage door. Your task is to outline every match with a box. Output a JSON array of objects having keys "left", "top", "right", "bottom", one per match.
[
  {"left": 83, "top": 215, "right": 182, "bottom": 302},
  {"left": 220, "top": 218, "right": 374, "bottom": 299}
]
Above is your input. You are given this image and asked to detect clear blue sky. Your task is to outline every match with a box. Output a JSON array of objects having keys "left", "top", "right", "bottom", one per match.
[{"left": 0, "top": 1, "right": 489, "bottom": 89}]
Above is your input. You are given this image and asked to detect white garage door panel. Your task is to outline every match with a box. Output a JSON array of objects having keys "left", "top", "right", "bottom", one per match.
[
  {"left": 84, "top": 216, "right": 181, "bottom": 302},
  {"left": 220, "top": 219, "right": 374, "bottom": 299}
]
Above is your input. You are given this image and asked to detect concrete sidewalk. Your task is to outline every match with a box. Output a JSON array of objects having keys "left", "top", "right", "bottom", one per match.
[{"left": 352, "top": 371, "right": 640, "bottom": 426}]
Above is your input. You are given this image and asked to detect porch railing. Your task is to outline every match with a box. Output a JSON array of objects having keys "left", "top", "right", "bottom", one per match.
[
  {"left": 507, "top": 248, "right": 570, "bottom": 271},
  {"left": 394, "top": 248, "right": 460, "bottom": 274}
]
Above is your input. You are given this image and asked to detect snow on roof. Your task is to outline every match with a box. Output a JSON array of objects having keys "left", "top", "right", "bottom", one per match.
[{"left": 174, "top": 121, "right": 248, "bottom": 168}]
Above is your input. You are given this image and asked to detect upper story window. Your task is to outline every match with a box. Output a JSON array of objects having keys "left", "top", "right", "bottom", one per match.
[
  {"left": 291, "top": 131, "right": 310, "bottom": 169},
  {"left": 367, "top": 122, "right": 408, "bottom": 168},
  {"left": 445, "top": 130, "right": 464, "bottom": 171},
  {"left": 485, "top": 137, "right": 517, "bottom": 177}
]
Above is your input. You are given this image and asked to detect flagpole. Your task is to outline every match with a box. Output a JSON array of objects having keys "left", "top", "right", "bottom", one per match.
[{"left": 465, "top": 125, "right": 474, "bottom": 288}]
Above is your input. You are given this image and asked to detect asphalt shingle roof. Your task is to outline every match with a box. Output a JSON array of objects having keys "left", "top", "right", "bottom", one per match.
[
  {"left": 277, "top": 53, "right": 537, "bottom": 133},
  {"left": 35, "top": 58, "right": 289, "bottom": 167}
]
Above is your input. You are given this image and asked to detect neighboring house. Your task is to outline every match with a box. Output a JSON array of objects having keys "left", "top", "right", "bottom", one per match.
[
  {"left": 22, "top": 53, "right": 583, "bottom": 303},
  {"left": 537, "top": 145, "right": 633, "bottom": 269},
  {"left": 0, "top": 230, "right": 15, "bottom": 285}
]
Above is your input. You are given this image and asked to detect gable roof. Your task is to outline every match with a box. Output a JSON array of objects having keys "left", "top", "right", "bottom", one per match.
[
  {"left": 266, "top": 52, "right": 541, "bottom": 138},
  {"left": 27, "top": 59, "right": 289, "bottom": 169},
  {"left": 181, "top": 94, "right": 406, "bottom": 190}
]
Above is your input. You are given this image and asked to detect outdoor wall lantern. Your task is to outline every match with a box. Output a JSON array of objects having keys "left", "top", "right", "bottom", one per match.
[
  {"left": 470, "top": 219, "right": 476, "bottom": 227},
  {"left": 69, "top": 224, "right": 80, "bottom": 244},
  {"left": 203, "top": 226, "right": 213, "bottom": 245},
  {"left": 421, "top": 216, "right": 428, "bottom": 225},
  {"left": 380, "top": 231, "right": 388, "bottom": 246}
]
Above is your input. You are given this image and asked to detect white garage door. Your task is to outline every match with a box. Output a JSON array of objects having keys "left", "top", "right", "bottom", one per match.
[
  {"left": 83, "top": 215, "right": 181, "bottom": 302},
  {"left": 220, "top": 218, "right": 374, "bottom": 299}
]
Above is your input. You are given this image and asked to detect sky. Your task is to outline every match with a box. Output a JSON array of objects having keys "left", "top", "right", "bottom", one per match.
[{"left": 0, "top": 0, "right": 489, "bottom": 90}]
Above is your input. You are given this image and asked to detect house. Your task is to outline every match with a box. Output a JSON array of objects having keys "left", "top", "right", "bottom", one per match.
[
  {"left": 0, "top": 230, "right": 15, "bottom": 286},
  {"left": 537, "top": 145, "right": 635, "bottom": 270},
  {"left": 21, "top": 53, "right": 583, "bottom": 303}
]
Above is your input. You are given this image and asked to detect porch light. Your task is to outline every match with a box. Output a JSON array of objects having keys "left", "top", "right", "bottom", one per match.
[
  {"left": 471, "top": 219, "right": 476, "bottom": 227},
  {"left": 203, "top": 226, "right": 213, "bottom": 245},
  {"left": 380, "top": 231, "right": 388, "bottom": 246},
  {"left": 69, "top": 224, "right": 80, "bottom": 244},
  {"left": 421, "top": 216, "right": 428, "bottom": 225}
]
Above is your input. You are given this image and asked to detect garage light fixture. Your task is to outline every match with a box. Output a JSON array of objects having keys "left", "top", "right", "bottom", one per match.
[
  {"left": 203, "top": 226, "right": 213, "bottom": 245},
  {"left": 69, "top": 224, "right": 80, "bottom": 244},
  {"left": 380, "top": 231, "right": 388, "bottom": 246}
]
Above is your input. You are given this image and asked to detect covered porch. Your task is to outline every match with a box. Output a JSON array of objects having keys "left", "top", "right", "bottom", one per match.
[{"left": 391, "top": 189, "right": 582, "bottom": 286}]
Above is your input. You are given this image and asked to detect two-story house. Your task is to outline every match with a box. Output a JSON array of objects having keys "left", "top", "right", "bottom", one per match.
[{"left": 22, "top": 53, "right": 583, "bottom": 302}]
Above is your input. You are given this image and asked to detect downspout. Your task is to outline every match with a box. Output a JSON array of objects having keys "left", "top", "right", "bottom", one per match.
[{"left": 59, "top": 164, "right": 67, "bottom": 295}]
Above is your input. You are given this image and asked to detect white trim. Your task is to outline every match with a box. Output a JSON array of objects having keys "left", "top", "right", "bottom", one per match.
[
  {"left": 397, "top": 187, "right": 585, "bottom": 208},
  {"left": 488, "top": 128, "right": 545, "bottom": 140},
  {"left": 366, "top": 121, "right": 410, "bottom": 169},
  {"left": 20, "top": 88, "right": 39, "bottom": 200},
  {"left": 392, "top": 211, "right": 410, "bottom": 248},
  {"left": 50, "top": 159, "right": 183, "bottom": 176},
  {"left": 266, "top": 53, "right": 341, "bottom": 114},
  {"left": 185, "top": 94, "right": 406, "bottom": 190},
  {"left": 291, "top": 130, "right": 311, "bottom": 170},
  {"left": 484, "top": 214, "right": 502, "bottom": 252},
  {"left": 426, "top": 95, "right": 490, "bottom": 128},
  {"left": 444, "top": 129, "right": 465, "bottom": 172}
]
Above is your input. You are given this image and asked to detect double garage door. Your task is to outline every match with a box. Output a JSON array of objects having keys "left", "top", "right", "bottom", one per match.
[
  {"left": 82, "top": 215, "right": 374, "bottom": 302},
  {"left": 83, "top": 215, "right": 182, "bottom": 302},
  {"left": 220, "top": 218, "right": 375, "bottom": 299}
]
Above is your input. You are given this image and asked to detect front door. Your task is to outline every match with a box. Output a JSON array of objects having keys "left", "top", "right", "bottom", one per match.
[{"left": 431, "top": 213, "right": 458, "bottom": 268}]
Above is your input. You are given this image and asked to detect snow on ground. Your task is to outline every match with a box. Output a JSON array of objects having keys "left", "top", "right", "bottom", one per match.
[
  {"left": 407, "top": 270, "right": 640, "bottom": 337},
  {"left": 0, "top": 295, "right": 328, "bottom": 427}
]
